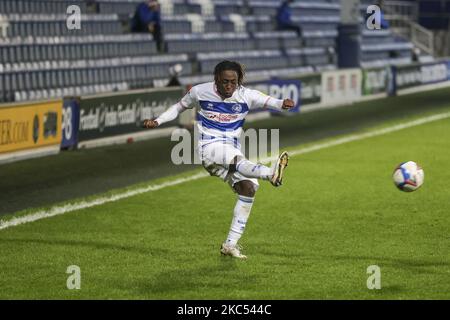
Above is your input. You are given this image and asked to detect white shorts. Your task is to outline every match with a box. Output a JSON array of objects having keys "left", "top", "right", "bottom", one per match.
[{"left": 198, "top": 141, "right": 259, "bottom": 191}]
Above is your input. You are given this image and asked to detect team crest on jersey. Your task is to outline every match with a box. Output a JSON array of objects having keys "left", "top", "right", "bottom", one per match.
[
  {"left": 207, "top": 103, "right": 214, "bottom": 110},
  {"left": 231, "top": 104, "right": 242, "bottom": 113}
]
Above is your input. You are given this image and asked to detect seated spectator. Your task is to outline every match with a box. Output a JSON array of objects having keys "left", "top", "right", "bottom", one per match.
[
  {"left": 276, "top": 0, "right": 302, "bottom": 36},
  {"left": 131, "top": 0, "right": 164, "bottom": 52}
]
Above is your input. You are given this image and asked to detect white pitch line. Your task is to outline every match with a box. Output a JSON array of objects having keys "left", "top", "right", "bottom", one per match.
[
  {"left": 0, "top": 172, "right": 208, "bottom": 231},
  {"left": 1, "top": 111, "right": 450, "bottom": 231}
]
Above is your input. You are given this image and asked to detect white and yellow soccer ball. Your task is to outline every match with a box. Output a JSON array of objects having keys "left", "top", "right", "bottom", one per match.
[{"left": 392, "top": 161, "right": 424, "bottom": 192}]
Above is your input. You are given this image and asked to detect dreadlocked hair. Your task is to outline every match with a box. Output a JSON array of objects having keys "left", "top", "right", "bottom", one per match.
[{"left": 214, "top": 60, "right": 245, "bottom": 87}]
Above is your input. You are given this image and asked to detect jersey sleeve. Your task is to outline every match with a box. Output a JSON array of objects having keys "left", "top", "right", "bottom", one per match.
[
  {"left": 179, "top": 86, "right": 198, "bottom": 109},
  {"left": 246, "top": 88, "right": 284, "bottom": 111}
]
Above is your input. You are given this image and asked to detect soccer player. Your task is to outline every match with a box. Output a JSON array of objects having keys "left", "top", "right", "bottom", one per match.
[{"left": 143, "top": 61, "right": 294, "bottom": 259}]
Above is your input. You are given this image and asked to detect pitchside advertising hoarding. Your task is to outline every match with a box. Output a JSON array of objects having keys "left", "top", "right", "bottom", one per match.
[
  {"left": 296, "top": 73, "right": 322, "bottom": 105},
  {"left": 361, "top": 66, "right": 393, "bottom": 96},
  {"left": 0, "top": 101, "right": 62, "bottom": 154},
  {"left": 321, "top": 68, "right": 362, "bottom": 105},
  {"left": 78, "top": 87, "right": 184, "bottom": 142},
  {"left": 394, "top": 60, "right": 450, "bottom": 90},
  {"left": 282, "top": 73, "right": 322, "bottom": 106}
]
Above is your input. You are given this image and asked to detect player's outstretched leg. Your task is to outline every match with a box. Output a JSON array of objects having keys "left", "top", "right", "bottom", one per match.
[{"left": 231, "top": 152, "right": 289, "bottom": 187}]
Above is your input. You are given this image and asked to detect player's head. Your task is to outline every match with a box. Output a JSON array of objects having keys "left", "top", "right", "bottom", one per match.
[{"left": 214, "top": 60, "right": 245, "bottom": 98}]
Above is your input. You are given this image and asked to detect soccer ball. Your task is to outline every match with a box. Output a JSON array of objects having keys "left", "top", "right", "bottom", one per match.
[{"left": 392, "top": 161, "right": 424, "bottom": 192}]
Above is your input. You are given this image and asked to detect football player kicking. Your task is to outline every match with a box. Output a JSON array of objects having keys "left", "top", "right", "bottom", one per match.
[{"left": 143, "top": 60, "right": 294, "bottom": 259}]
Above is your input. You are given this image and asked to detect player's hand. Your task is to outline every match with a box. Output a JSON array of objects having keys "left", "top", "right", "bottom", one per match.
[
  {"left": 142, "top": 119, "right": 159, "bottom": 129},
  {"left": 281, "top": 99, "right": 295, "bottom": 110}
]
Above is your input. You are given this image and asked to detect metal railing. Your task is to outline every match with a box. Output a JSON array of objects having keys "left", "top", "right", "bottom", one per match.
[
  {"left": 383, "top": 1, "right": 435, "bottom": 56},
  {"left": 411, "top": 22, "right": 435, "bottom": 55},
  {"left": 385, "top": 18, "right": 435, "bottom": 56}
]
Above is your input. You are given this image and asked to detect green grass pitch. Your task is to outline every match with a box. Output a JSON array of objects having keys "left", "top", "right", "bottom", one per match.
[{"left": 0, "top": 105, "right": 449, "bottom": 299}]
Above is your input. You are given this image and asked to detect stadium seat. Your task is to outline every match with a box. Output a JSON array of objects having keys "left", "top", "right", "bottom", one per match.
[
  {"left": 197, "top": 50, "right": 289, "bottom": 74},
  {"left": 165, "top": 33, "right": 253, "bottom": 54},
  {"left": 253, "top": 31, "right": 301, "bottom": 50}
]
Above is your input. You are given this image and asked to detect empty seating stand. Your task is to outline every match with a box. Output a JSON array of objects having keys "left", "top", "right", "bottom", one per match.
[
  {"left": 359, "top": 6, "right": 415, "bottom": 66},
  {"left": 96, "top": 0, "right": 201, "bottom": 15},
  {"left": 249, "top": 0, "right": 340, "bottom": 17},
  {"left": 166, "top": 33, "right": 253, "bottom": 54},
  {"left": 0, "top": 1, "right": 88, "bottom": 14},
  {"left": 0, "top": 0, "right": 417, "bottom": 103},
  {"left": 0, "top": 34, "right": 157, "bottom": 64},
  {"left": 0, "top": 54, "right": 193, "bottom": 103},
  {"left": 253, "top": 31, "right": 301, "bottom": 50},
  {"left": 361, "top": 42, "right": 414, "bottom": 62},
  {"left": 4, "top": 14, "right": 123, "bottom": 37},
  {"left": 197, "top": 50, "right": 289, "bottom": 74},
  {"left": 286, "top": 47, "right": 333, "bottom": 67}
]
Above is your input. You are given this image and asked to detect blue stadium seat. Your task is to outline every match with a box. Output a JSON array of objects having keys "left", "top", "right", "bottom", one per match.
[
  {"left": 214, "top": 1, "right": 246, "bottom": 15},
  {"left": 165, "top": 33, "right": 253, "bottom": 54},
  {"left": 197, "top": 50, "right": 288, "bottom": 74},
  {"left": 161, "top": 16, "right": 192, "bottom": 34},
  {"left": 286, "top": 47, "right": 331, "bottom": 67},
  {"left": 253, "top": 31, "right": 300, "bottom": 50},
  {"left": 233, "top": 15, "right": 273, "bottom": 33},
  {"left": 292, "top": 16, "right": 340, "bottom": 31}
]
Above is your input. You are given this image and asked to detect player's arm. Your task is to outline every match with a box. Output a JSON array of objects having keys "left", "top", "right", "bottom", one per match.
[
  {"left": 143, "top": 87, "right": 197, "bottom": 129},
  {"left": 247, "top": 89, "right": 295, "bottom": 111},
  {"left": 142, "top": 103, "right": 186, "bottom": 129}
]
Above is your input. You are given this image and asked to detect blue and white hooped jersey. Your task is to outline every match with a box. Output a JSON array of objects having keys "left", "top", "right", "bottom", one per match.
[{"left": 178, "top": 82, "right": 283, "bottom": 144}]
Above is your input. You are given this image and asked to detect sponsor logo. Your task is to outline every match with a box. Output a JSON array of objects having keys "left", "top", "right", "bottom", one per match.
[
  {"left": 203, "top": 111, "right": 240, "bottom": 123},
  {"left": 79, "top": 100, "right": 168, "bottom": 132},
  {"left": 0, "top": 101, "right": 62, "bottom": 153},
  {"left": 396, "top": 63, "right": 448, "bottom": 87},
  {"left": 364, "top": 69, "right": 387, "bottom": 92},
  {"left": 43, "top": 112, "right": 58, "bottom": 138}
]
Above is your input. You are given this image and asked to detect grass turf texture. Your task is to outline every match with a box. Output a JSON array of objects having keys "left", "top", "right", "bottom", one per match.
[{"left": 0, "top": 111, "right": 449, "bottom": 299}]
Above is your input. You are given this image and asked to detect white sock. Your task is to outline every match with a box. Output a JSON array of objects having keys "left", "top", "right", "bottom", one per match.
[
  {"left": 235, "top": 159, "right": 273, "bottom": 180},
  {"left": 225, "top": 195, "right": 255, "bottom": 247}
]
